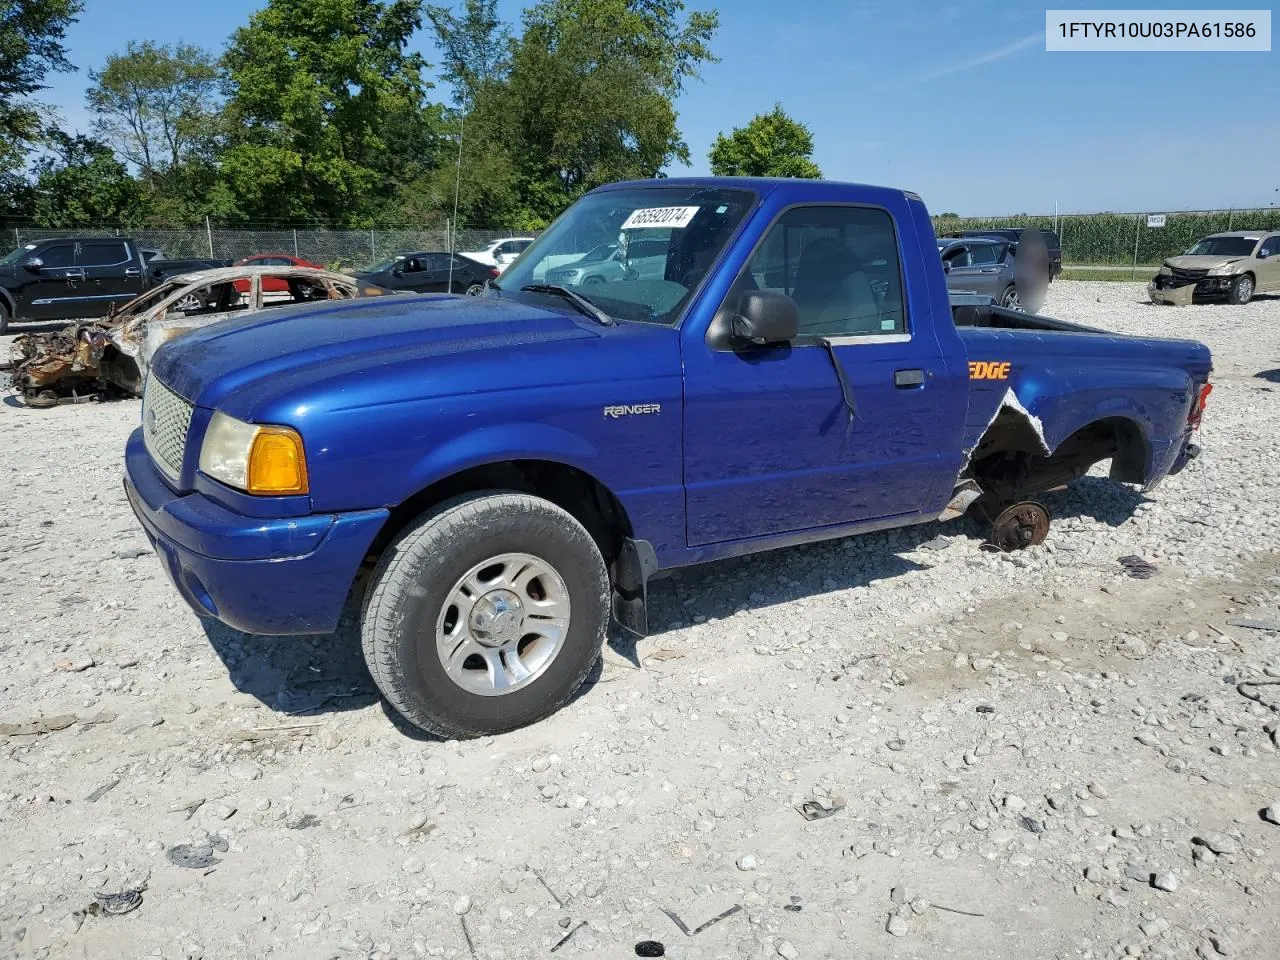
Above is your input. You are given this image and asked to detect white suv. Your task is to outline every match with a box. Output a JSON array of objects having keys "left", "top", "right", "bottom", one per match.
[{"left": 462, "top": 237, "right": 535, "bottom": 269}]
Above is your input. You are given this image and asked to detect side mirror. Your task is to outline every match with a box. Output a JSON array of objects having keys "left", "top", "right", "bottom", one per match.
[
  {"left": 732, "top": 290, "right": 797, "bottom": 346},
  {"left": 22, "top": 256, "right": 44, "bottom": 271}
]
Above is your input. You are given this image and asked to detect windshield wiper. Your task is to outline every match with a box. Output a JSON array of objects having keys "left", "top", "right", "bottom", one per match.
[{"left": 520, "top": 283, "right": 615, "bottom": 326}]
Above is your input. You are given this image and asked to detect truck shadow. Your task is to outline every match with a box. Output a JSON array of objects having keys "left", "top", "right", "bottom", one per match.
[{"left": 200, "top": 475, "right": 1147, "bottom": 737}]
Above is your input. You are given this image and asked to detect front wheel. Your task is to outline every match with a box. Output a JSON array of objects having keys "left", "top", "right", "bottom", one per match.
[
  {"left": 464, "top": 283, "right": 484, "bottom": 296},
  {"left": 1228, "top": 274, "right": 1254, "bottom": 305},
  {"left": 361, "top": 492, "right": 610, "bottom": 738}
]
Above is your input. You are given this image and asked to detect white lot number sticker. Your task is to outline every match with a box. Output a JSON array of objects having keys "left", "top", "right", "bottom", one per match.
[{"left": 621, "top": 206, "right": 700, "bottom": 230}]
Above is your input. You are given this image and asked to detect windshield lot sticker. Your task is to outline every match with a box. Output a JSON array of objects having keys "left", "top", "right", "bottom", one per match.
[
  {"left": 969, "top": 361, "right": 1011, "bottom": 381},
  {"left": 621, "top": 206, "right": 700, "bottom": 230}
]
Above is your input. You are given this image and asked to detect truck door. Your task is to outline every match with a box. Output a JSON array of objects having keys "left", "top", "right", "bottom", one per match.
[
  {"left": 682, "top": 202, "right": 967, "bottom": 546},
  {"left": 75, "top": 239, "right": 142, "bottom": 316},
  {"left": 956, "top": 242, "right": 1002, "bottom": 298},
  {"left": 22, "top": 242, "right": 79, "bottom": 320}
]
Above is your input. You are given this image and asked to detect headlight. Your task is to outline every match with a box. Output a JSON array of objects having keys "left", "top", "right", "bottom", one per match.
[
  {"left": 199, "top": 410, "right": 309, "bottom": 495},
  {"left": 1207, "top": 263, "right": 1236, "bottom": 276}
]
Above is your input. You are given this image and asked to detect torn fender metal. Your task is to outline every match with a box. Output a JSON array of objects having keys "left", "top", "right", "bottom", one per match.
[{"left": 960, "top": 386, "right": 1050, "bottom": 469}]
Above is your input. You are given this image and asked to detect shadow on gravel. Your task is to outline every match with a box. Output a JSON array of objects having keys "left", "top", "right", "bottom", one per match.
[
  {"left": 1039, "top": 475, "right": 1149, "bottom": 527},
  {"left": 198, "top": 476, "right": 1148, "bottom": 731},
  {"left": 1256, "top": 368, "right": 1280, "bottom": 384},
  {"left": 201, "top": 615, "right": 380, "bottom": 719}
]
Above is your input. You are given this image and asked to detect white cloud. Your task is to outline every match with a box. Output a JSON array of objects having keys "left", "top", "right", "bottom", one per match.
[{"left": 906, "top": 32, "right": 1042, "bottom": 85}]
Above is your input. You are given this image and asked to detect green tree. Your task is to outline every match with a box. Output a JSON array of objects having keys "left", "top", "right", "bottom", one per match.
[
  {"left": 428, "top": 0, "right": 511, "bottom": 106},
  {"left": 86, "top": 41, "right": 221, "bottom": 182},
  {"left": 0, "top": 0, "right": 82, "bottom": 213},
  {"left": 28, "top": 130, "right": 142, "bottom": 226},
  {"left": 220, "top": 0, "right": 447, "bottom": 224},
  {"left": 475, "top": 0, "right": 719, "bottom": 226},
  {"left": 708, "top": 103, "right": 821, "bottom": 179}
]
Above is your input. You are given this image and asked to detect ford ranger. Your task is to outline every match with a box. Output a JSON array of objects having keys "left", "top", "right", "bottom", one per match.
[{"left": 122, "top": 177, "right": 1213, "bottom": 738}]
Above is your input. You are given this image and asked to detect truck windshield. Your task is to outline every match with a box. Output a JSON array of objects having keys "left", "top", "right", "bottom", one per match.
[
  {"left": 1186, "top": 237, "right": 1257, "bottom": 257},
  {"left": 494, "top": 186, "right": 755, "bottom": 325},
  {"left": 0, "top": 244, "right": 37, "bottom": 266}
]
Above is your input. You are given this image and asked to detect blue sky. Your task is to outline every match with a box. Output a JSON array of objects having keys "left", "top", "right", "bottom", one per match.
[{"left": 39, "top": 0, "right": 1280, "bottom": 216}]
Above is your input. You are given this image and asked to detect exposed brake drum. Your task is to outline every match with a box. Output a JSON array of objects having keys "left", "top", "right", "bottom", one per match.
[{"left": 984, "top": 501, "right": 1051, "bottom": 552}]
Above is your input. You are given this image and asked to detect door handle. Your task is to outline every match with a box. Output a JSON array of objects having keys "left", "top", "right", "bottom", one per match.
[
  {"left": 979, "top": 268, "right": 997, "bottom": 273},
  {"left": 64, "top": 268, "right": 85, "bottom": 281},
  {"left": 894, "top": 368, "right": 926, "bottom": 388},
  {"left": 124, "top": 267, "right": 141, "bottom": 277}
]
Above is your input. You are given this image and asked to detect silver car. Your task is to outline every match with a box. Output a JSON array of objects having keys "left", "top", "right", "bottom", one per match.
[{"left": 543, "top": 238, "right": 670, "bottom": 287}]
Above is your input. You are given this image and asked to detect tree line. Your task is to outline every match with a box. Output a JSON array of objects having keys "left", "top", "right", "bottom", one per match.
[{"left": 0, "top": 0, "right": 822, "bottom": 231}]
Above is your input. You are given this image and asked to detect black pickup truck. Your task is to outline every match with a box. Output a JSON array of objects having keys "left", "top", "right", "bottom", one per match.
[{"left": 0, "top": 238, "right": 229, "bottom": 332}]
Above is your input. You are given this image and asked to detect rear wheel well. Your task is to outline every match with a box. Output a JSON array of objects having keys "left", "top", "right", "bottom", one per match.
[
  {"left": 365, "top": 460, "right": 633, "bottom": 575},
  {"left": 967, "top": 415, "right": 1149, "bottom": 502}
]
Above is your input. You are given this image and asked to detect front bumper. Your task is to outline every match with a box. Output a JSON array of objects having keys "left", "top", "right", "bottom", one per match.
[
  {"left": 1148, "top": 273, "right": 1235, "bottom": 305},
  {"left": 123, "top": 428, "right": 388, "bottom": 635}
]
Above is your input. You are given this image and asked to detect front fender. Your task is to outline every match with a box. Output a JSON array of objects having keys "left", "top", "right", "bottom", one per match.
[{"left": 402, "top": 421, "right": 603, "bottom": 497}]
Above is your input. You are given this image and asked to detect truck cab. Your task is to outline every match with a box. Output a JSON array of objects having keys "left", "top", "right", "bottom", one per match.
[
  {"left": 0, "top": 238, "right": 144, "bottom": 330},
  {"left": 123, "top": 177, "right": 1211, "bottom": 739}
]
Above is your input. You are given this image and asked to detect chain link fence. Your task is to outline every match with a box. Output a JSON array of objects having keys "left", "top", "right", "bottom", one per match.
[
  {"left": 9, "top": 208, "right": 1280, "bottom": 273},
  {"left": 4, "top": 225, "right": 533, "bottom": 271},
  {"left": 933, "top": 208, "right": 1280, "bottom": 267}
]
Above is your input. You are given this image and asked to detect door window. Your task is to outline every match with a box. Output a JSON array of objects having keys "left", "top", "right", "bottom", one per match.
[
  {"left": 736, "top": 206, "right": 907, "bottom": 337},
  {"left": 1258, "top": 235, "right": 1280, "bottom": 258},
  {"left": 943, "top": 246, "right": 970, "bottom": 269},
  {"left": 78, "top": 241, "right": 130, "bottom": 266},
  {"left": 40, "top": 244, "right": 75, "bottom": 268},
  {"left": 401, "top": 257, "right": 426, "bottom": 273},
  {"left": 968, "top": 244, "right": 997, "bottom": 266}
]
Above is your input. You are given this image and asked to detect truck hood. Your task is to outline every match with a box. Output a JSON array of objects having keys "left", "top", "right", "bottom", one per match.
[
  {"left": 1162, "top": 255, "right": 1244, "bottom": 271},
  {"left": 151, "top": 294, "right": 599, "bottom": 414}
]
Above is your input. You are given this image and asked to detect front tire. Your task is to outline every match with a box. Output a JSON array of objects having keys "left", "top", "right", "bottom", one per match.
[
  {"left": 361, "top": 492, "right": 610, "bottom": 738},
  {"left": 0, "top": 301, "right": 9, "bottom": 334},
  {"left": 465, "top": 283, "right": 484, "bottom": 296},
  {"left": 999, "top": 285, "right": 1022, "bottom": 310},
  {"left": 1228, "top": 274, "right": 1254, "bottom": 305}
]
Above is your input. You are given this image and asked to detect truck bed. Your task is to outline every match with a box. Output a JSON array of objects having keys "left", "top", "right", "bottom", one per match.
[{"left": 949, "top": 292, "right": 1098, "bottom": 334}]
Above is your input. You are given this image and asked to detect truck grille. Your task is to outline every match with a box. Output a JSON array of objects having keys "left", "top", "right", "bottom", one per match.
[{"left": 142, "top": 375, "right": 193, "bottom": 480}]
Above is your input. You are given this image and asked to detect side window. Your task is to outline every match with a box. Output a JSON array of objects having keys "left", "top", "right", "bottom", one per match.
[
  {"left": 737, "top": 205, "right": 907, "bottom": 338},
  {"left": 1260, "top": 236, "right": 1280, "bottom": 258},
  {"left": 40, "top": 244, "right": 75, "bottom": 268},
  {"left": 78, "top": 241, "right": 130, "bottom": 266},
  {"left": 968, "top": 244, "right": 997, "bottom": 266},
  {"left": 402, "top": 257, "right": 424, "bottom": 273},
  {"left": 943, "top": 246, "right": 970, "bottom": 268},
  {"left": 514, "top": 240, "right": 532, "bottom": 253},
  {"left": 425, "top": 253, "right": 452, "bottom": 271}
]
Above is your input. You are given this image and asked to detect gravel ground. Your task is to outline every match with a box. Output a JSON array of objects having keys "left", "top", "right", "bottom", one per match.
[{"left": 2, "top": 281, "right": 1280, "bottom": 960}]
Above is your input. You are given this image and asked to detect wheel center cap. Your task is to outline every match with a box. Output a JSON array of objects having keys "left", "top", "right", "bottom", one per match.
[{"left": 470, "top": 589, "right": 525, "bottom": 647}]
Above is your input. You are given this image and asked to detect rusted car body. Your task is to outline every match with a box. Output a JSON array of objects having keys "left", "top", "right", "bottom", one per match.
[{"left": 9, "top": 266, "right": 394, "bottom": 406}]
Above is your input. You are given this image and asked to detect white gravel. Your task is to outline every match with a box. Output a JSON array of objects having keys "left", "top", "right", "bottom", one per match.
[{"left": 2, "top": 281, "right": 1280, "bottom": 960}]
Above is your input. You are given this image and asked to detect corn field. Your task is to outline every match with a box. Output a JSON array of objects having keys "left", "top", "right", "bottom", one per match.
[
  {"left": 933, "top": 208, "right": 1280, "bottom": 266},
  {"left": 4, "top": 225, "right": 529, "bottom": 271}
]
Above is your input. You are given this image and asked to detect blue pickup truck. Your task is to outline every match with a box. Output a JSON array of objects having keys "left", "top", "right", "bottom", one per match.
[{"left": 123, "top": 177, "right": 1213, "bottom": 738}]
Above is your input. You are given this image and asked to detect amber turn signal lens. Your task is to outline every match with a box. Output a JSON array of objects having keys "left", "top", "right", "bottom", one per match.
[{"left": 246, "top": 427, "right": 309, "bottom": 495}]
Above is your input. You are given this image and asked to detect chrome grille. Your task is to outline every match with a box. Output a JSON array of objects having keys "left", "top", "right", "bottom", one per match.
[{"left": 142, "top": 375, "right": 193, "bottom": 480}]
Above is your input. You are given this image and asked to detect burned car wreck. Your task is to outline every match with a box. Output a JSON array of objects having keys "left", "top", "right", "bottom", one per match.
[{"left": 9, "top": 266, "right": 393, "bottom": 406}]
